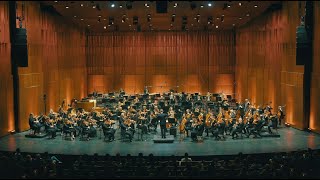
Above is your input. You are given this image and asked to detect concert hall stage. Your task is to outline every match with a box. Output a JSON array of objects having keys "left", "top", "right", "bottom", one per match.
[{"left": 0, "top": 127, "right": 319, "bottom": 156}]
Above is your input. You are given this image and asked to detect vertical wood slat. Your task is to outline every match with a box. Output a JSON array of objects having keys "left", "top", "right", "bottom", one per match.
[
  {"left": 17, "top": 1, "right": 86, "bottom": 131},
  {"left": 235, "top": 1, "right": 305, "bottom": 130},
  {"left": 87, "top": 31, "right": 235, "bottom": 95},
  {"left": 0, "top": 1, "right": 14, "bottom": 136}
]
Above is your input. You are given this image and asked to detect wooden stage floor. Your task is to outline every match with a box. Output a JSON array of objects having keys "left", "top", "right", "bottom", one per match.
[{"left": 0, "top": 126, "right": 319, "bottom": 156}]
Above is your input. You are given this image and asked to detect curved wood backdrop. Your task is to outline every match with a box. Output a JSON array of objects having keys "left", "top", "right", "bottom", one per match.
[
  {"left": 310, "top": 1, "right": 320, "bottom": 133},
  {"left": 236, "top": 1, "right": 308, "bottom": 130},
  {"left": 0, "top": 1, "right": 14, "bottom": 136},
  {"left": 87, "top": 31, "right": 235, "bottom": 95},
  {"left": 16, "top": 1, "right": 87, "bottom": 131}
]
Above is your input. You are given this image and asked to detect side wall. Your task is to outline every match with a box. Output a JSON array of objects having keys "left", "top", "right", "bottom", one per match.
[
  {"left": 16, "top": 1, "right": 87, "bottom": 131},
  {"left": 236, "top": 1, "right": 305, "bottom": 129}
]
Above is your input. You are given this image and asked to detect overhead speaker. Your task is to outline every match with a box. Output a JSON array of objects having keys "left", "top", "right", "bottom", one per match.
[
  {"left": 156, "top": 1, "right": 167, "bottom": 13},
  {"left": 14, "top": 28, "right": 28, "bottom": 67},
  {"left": 296, "top": 24, "right": 311, "bottom": 65}
]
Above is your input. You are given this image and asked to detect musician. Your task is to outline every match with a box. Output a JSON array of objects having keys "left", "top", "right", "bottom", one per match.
[
  {"left": 243, "top": 99, "right": 250, "bottom": 113},
  {"left": 169, "top": 92, "right": 174, "bottom": 104},
  {"left": 102, "top": 119, "right": 116, "bottom": 141},
  {"left": 144, "top": 86, "right": 149, "bottom": 95},
  {"left": 277, "top": 106, "right": 285, "bottom": 126},
  {"left": 158, "top": 109, "right": 167, "bottom": 139},
  {"left": 44, "top": 117, "right": 58, "bottom": 139},
  {"left": 28, "top": 113, "right": 42, "bottom": 135},
  {"left": 206, "top": 92, "right": 211, "bottom": 102},
  {"left": 148, "top": 111, "right": 158, "bottom": 132}
]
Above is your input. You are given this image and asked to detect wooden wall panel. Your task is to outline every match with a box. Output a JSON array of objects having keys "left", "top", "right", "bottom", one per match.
[
  {"left": 310, "top": 1, "right": 320, "bottom": 133},
  {"left": 0, "top": 1, "right": 14, "bottom": 136},
  {"left": 235, "top": 1, "right": 305, "bottom": 129},
  {"left": 16, "top": 1, "right": 86, "bottom": 131},
  {"left": 87, "top": 31, "right": 235, "bottom": 95}
]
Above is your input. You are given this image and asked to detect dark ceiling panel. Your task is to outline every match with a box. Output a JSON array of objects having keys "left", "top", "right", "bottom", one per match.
[{"left": 42, "top": 1, "right": 281, "bottom": 32}]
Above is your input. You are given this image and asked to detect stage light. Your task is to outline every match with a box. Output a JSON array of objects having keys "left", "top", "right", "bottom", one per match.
[{"left": 208, "top": 2, "right": 212, "bottom": 7}]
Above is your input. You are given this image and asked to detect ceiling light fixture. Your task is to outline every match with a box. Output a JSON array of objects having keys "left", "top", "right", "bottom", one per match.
[
  {"left": 239, "top": 2, "right": 242, "bottom": 6},
  {"left": 200, "top": 5, "right": 204, "bottom": 8},
  {"left": 65, "top": 6, "right": 69, "bottom": 9},
  {"left": 104, "top": 26, "right": 107, "bottom": 29},
  {"left": 80, "top": 4, "right": 83, "bottom": 7},
  {"left": 81, "top": 18, "right": 84, "bottom": 21},
  {"left": 74, "top": 15, "right": 77, "bottom": 18},
  {"left": 227, "top": 4, "right": 231, "bottom": 8},
  {"left": 216, "top": 25, "right": 218, "bottom": 28},
  {"left": 239, "top": 17, "right": 242, "bottom": 20},
  {"left": 119, "top": 5, "right": 123, "bottom": 8},
  {"left": 87, "top": 24, "right": 90, "bottom": 26},
  {"left": 174, "top": 3, "right": 178, "bottom": 8},
  {"left": 208, "top": 2, "right": 212, "bottom": 7},
  {"left": 254, "top": 5, "right": 258, "bottom": 8},
  {"left": 92, "top": 5, "right": 96, "bottom": 8},
  {"left": 246, "top": 13, "right": 250, "bottom": 17},
  {"left": 98, "top": 15, "right": 101, "bottom": 18},
  {"left": 54, "top": 1, "right": 58, "bottom": 2}
]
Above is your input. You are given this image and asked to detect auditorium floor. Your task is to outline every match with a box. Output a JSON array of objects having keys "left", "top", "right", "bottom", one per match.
[{"left": 0, "top": 126, "right": 319, "bottom": 156}]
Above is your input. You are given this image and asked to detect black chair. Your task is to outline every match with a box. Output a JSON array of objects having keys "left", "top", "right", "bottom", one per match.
[
  {"left": 103, "top": 128, "right": 116, "bottom": 142},
  {"left": 247, "top": 120, "right": 265, "bottom": 138},
  {"left": 62, "top": 125, "right": 75, "bottom": 140}
]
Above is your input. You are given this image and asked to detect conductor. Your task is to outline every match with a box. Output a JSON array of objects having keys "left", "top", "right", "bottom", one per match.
[{"left": 158, "top": 109, "right": 167, "bottom": 139}]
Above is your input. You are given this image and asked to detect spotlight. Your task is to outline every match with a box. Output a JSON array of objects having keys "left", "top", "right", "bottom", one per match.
[
  {"left": 208, "top": 2, "right": 212, "bottom": 7},
  {"left": 111, "top": 4, "right": 115, "bottom": 8}
]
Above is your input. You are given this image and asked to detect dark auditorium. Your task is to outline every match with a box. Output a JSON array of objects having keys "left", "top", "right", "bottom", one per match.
[{"left": 1, "top": 1, "right": 320, "bottom": 179}]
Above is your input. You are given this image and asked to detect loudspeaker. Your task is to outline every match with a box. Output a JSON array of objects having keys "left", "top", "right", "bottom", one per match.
[
  {"left": 156, "top": 1, "right": 167, "bottom": 13},
  {"left": 296, "top": 25, "right": 311, "bottom": 65},
  {"left": 14, "top": 28, "right": 28, "bottom": 67}
]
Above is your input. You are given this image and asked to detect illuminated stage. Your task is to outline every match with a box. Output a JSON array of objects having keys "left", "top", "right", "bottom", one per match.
[{"left": 0, "top": 126, "right": 319, "bottom": 156}]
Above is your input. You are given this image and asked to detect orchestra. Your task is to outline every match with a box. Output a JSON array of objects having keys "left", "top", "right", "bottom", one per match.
[{"left": 28, "top": 89, "right": 285, "bottom": 142}]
